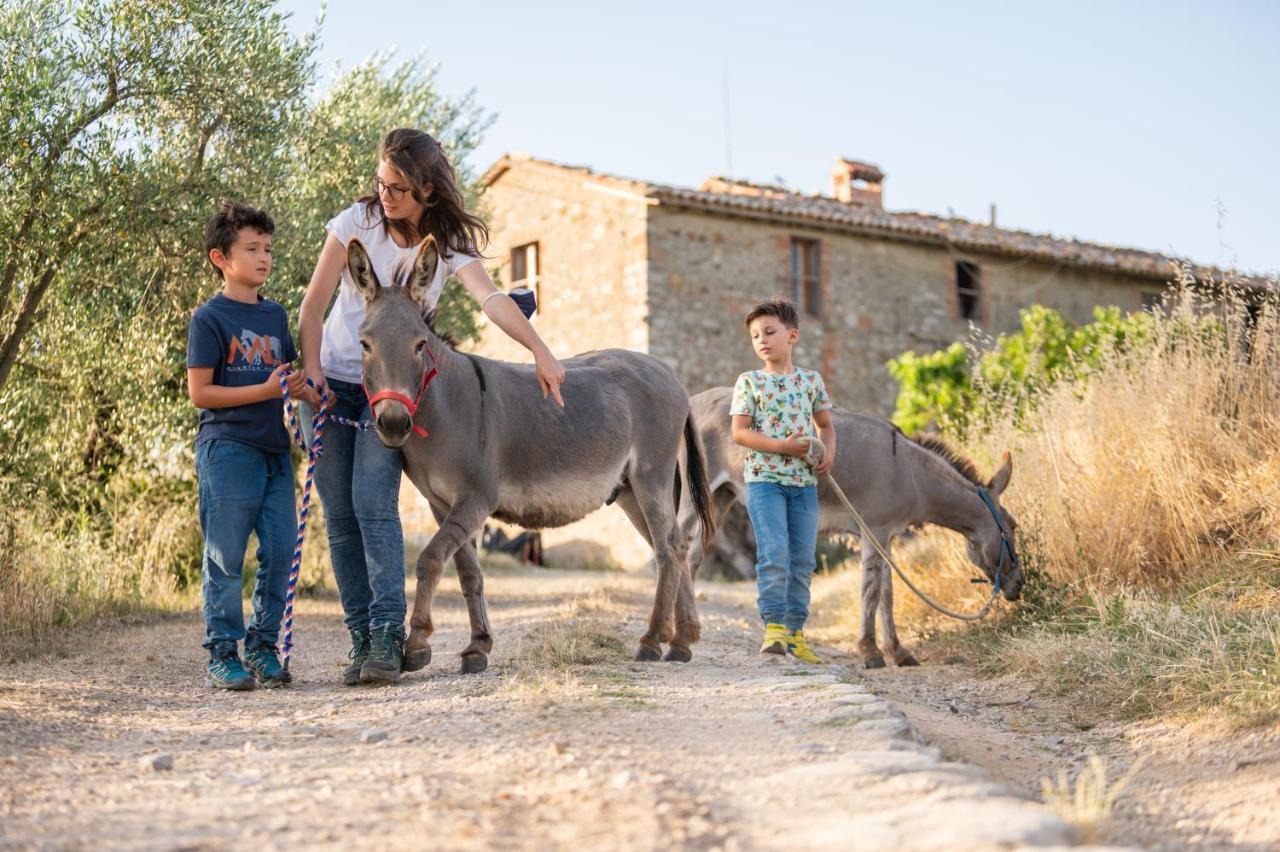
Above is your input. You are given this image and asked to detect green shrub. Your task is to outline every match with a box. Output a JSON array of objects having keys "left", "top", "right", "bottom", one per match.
[{"left": 886, "top": 305, "right": 1155, "bottom": 435}]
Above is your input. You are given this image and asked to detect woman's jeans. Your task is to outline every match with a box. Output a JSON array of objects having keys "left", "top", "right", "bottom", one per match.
[
  {"left": 745, "top": 481, "right": 820, "bottom": 632},
  {"left": 196, "top": 439, "right": 296, "bottom": 657},
  {"left": 303, "top": 377, "right": 406, "bottom": 632}
]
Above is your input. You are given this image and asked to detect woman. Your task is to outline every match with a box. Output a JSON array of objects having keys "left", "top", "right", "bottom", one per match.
[{"left": 298, "top": 128, "right": 566, "bottom": 685}]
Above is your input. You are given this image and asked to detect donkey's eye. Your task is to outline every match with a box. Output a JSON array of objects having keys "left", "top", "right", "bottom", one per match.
[
  {"left": 360, "top": 339, "right": 371, "bottom": 353},
  {"left": 415, "top": 340, "right": 426, "bottom": 355}
]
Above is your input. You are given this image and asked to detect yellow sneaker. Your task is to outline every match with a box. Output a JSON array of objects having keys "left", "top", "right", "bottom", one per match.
[
  {"left": 759, "top": 623, "right": 788, "bottom": 655},
  {"left": 786, "top": 630, "right": 823, "bottom": 665}
]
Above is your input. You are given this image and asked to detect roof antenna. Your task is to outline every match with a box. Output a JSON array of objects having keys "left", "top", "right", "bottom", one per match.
[{"left": 722, "top": 63, "right": 733, "bottom": 178}]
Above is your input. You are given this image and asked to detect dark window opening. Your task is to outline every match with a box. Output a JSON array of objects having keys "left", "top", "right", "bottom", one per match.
[
  {"left": 1141, "top": 291, "right": 1164, "bottom": 312},
  {"left": 955, "top": 261, "right": 982, "bottom": 322},
  {"left": 789, "top": 237, "right": 822, "bottom": 317}
]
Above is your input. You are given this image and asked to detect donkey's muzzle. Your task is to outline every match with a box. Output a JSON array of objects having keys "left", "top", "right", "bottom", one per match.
[
  {"left": 1002, "top": 574, "right": 1024, "bottom": 601},
  {"left": 375, "top": 407, "right": 413, "bottom": 446}
]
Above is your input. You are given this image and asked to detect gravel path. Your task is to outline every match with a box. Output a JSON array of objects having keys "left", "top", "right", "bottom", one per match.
[{"left": 0, "top": 568, "right": 1094, "bottom": 850}]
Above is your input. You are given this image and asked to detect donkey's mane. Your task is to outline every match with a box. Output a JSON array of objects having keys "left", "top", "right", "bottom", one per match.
[{"left": 912, "top": 434, "right": 985, "bottom": 488}]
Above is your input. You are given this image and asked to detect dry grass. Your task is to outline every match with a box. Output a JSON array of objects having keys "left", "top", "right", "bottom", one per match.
[
  {"left": 810, "top": 528, "right": 995, "bottom": 647},
  {"left": 497, "top": 592, "right": 632, "bottom": 703},
  {"left": 815, "top": 278, "right": 1280, "bottom": 723},
  {"left": 1041, "top": 755, "right": 1146, "bottom": 842},
  {"left": 0, "top": 504, "right": 189, "bottom": 661},
  {"left": 1, "top": 465, "right": 335, "bottom": 662},
  {"left": 977, "top": 276, "right": 1280, "bottom": 590}
]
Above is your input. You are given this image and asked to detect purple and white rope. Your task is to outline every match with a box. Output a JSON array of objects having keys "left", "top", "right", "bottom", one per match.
[{"left": 277, "top": 372, "right": 374, "bottom": 671}]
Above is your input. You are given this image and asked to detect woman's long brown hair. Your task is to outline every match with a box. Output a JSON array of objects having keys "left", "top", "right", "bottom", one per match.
[{"left": 357, "top": 128, "right": 489, "bottom": 257}]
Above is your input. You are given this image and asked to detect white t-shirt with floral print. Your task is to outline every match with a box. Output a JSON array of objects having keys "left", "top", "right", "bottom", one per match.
[{"left": 730, "top": 367, "right": 833, "bottom": 487}]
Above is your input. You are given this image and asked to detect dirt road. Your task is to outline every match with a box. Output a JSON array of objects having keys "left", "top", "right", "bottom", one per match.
[{"left": 1, "top": 568, "right": 1086, "bottom": 850}]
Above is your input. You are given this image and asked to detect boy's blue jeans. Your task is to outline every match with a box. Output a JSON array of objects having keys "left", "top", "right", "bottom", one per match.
[
  {"left": 745, "top": 481, "right": 820, "bottom": 632},
  {"left": 303, "top": 377, "right": 406, "bottom": 633},
  {"left": 196, "top": 439, "right": 296, "bottom": 658}
]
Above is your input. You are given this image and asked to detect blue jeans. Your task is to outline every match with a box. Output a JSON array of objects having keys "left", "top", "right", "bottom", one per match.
[
  {"left": 196, "top": 439, "right": 296, "bottom": 657},
  {"left": 303, "top": 377, "right": 405, "bottom": 632},
  {"left": 745, "top": 481, "right": 820, "bottom": 632}
]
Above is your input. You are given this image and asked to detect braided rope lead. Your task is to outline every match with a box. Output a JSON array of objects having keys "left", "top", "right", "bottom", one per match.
[
  {"left": 801, "top": 437, "right": 1000, "bottom": 623},
  {"left": 277, "top": 372, "right": 376, "bottom": 671}
]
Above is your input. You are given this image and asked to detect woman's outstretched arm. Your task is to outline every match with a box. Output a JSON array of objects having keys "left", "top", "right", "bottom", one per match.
[{"left": 457, "top": 262, "right": 566, "bottom": 407}]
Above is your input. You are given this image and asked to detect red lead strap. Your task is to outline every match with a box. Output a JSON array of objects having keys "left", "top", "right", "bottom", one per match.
[{"left": 363, "top": 347, "right": 438, "bottom": 438}]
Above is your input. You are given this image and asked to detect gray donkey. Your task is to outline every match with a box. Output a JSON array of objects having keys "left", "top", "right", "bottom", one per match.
[
  {"left": 346, "top": 237, "right": 715, "bottom": 672},
  {"left": 679, "top": 387, "right": 1022, "bottom": 669}
]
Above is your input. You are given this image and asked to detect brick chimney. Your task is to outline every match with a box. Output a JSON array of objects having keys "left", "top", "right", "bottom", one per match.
[{"left": 829, "top": 158, "right": 884, "bottom": 207}]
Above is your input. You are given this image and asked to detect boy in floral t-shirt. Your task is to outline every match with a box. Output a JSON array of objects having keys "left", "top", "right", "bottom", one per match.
[{"left": 730, "top": 299, "right": 836, "bottom": 663}]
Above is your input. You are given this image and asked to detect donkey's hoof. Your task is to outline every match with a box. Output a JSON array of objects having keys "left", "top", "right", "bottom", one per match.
[
  {"left": 895, "top": 654, "right": 921, "bottom": 667},
  {"left": 401, "top": 647, "right": 432, "bottom": 672},
  {"left": 662, "top": 645, "right": 692, "bottom": 663},
  {"left": 864, "top": 655, "right": 887, "bottom": 670},
  {"left": 634, "top": 644, "right": 662, "bottom": 662},
  {"left": 460, "top": 652, "right": 488, "bottom": 674}
]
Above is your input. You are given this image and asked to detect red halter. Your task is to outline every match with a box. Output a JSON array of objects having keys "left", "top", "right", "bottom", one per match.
[{"left": 363, "top": 347, "right": 438, "bottom": 438}]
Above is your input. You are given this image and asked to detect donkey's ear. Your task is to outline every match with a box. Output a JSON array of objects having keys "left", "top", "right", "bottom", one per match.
[
  {"left": 987, "top": 451, "right": 1013, "bottom": 498},
  {"left": 406, "top": 236, "right": 440, "bottom": 306},
  {"left": 347, "top": 238, "right": 380, "bottom": 303}
]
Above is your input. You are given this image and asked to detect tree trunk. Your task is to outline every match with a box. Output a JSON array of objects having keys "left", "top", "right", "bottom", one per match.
[
  {"left": 0, "top": 83, "right": 122, "bottom": 322},
  {"left": 0, "top": 264, "right": 58, "bottom": 394}
]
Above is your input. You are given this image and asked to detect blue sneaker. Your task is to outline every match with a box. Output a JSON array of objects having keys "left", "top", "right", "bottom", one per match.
[
  {"left": 206, "top": 652, "right": 256, "bottom": 690},
  {"left": 244, "top": 644, "right": 292, "bottom": 688}
]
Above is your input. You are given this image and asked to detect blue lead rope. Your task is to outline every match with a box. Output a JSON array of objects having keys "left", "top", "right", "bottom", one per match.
[
  {"left": 977, "top": 486, "right": 1018, "bottom": 596},
  {"left": 277, "top": 373, "right": 375, "bottom": 671}
]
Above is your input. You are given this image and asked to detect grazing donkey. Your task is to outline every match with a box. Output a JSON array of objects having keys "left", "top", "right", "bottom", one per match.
[
  {"left": 679, "top": 387, "right": 1023, "bottom": 669},
  {"left": 347, "top": 237, "right": 715, "bottom": 672}
]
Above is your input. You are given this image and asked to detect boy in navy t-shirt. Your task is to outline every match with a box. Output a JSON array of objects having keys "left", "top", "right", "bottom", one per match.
[{"left": 187, "top": 202, "right": 310, "bottom": 689}]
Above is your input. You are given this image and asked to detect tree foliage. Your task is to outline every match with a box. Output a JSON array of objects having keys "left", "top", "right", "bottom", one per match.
[{"left": 0, "top": 0, "right": 492, "bottom": 544}]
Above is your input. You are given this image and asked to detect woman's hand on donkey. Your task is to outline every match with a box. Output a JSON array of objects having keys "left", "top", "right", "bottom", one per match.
[{"left": 534, "top": 346, "right": 566, "bottom": 407}]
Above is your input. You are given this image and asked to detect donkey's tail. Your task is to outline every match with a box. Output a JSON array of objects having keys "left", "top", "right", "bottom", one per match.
[{"left": 682, "top": 412, "right": 717, "bottom": 549}]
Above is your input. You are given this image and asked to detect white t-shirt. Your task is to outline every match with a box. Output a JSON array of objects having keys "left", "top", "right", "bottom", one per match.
[{"left": 320, "top": 202, "right": 481, "bottom": 383}]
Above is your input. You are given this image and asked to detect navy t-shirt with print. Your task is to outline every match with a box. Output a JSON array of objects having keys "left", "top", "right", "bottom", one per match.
[{"left": 186, "top": 293, "right": 297, "bottom": 454}]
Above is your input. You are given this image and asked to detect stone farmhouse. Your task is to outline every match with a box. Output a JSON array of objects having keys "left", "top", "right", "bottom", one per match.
[{"left": 416, "top": 153, "right": 1230, "bottom": 567}]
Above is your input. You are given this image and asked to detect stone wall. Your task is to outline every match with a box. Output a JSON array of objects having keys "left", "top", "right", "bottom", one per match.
[
  {"left": 471, "top": 162, "right": 651, "bottom": 361},
  {"left": 645, "top": 206, "right": 1163, "bottom": 415}
]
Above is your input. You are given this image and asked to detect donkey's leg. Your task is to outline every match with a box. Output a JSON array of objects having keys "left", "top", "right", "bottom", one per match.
[
  {"left": 632, "top": 472, "right": 698, "bottom": 663},
  {"left": 659, "top": 486, "right": 701, "bottom": 662},
  {"left": 858, "top": 537, "right": 888, "bottom": 669},
  {"left": 876, "top": 549, "right": 919, "bottom": 667},
  {"left": 405, "top": 496, "right": 491, "bottom": 672},
  {"left": 666, "top": 544, "right": 700, "bottom": 662},
  {"left": 614, "top": 488, "right": 654, "bottom": 547},
  {"left": 614, "top": 488, "right": 665, "bottom": 661},
  {"left": 403, "top": 543, "right": 447, "bottom": 671},
  {"left": 452, "top": 540, "right": 494, "bottom": 674}
]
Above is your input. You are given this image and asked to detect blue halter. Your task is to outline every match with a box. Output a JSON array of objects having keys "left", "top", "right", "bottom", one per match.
[{"left": 976, "top": 487, "right": 1019, "bottom": 595}]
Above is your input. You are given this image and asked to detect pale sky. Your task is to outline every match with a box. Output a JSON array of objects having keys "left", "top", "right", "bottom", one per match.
[{"left": 279, "top": 0, "right": 1279, "bottom": 274}]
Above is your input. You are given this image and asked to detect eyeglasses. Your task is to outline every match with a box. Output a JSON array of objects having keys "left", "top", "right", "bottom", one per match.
[{"left": 372, "top": 175, "right": 412, "bottom": 201}]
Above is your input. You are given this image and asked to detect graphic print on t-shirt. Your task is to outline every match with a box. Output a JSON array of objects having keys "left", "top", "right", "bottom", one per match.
[{"left": 226, "top": 329, "right": 283, "bottom": 372}]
